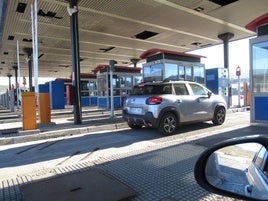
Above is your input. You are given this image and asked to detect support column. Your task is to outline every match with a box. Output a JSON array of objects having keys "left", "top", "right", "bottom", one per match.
[
  {"left": 131, "top": 58, "right": 140, "bottom": 68},
  {"left": 7, "top": 74, "right": 12, "bottom": 90},
  {"left": 67, "top": 0, "right": 82, "bottom": 124},
  {"left": 218, "top": 32, "right": 234, "bottom": 108},
  {"left": 13, "top": 65, "right": 18, "bottom": 104},
  {"left": 24, "top": 47, "right": 33, "bottom": 92},
  {"left": 218, "top": 32, "right": 234, "bottom": 69}
]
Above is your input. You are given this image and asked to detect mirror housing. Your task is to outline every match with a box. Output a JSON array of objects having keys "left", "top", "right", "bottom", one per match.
[
  {"left": 194, "top": 135, "right": 268, "bottom": 201},
  {"left": 207, "top": 91, "right": 212, "bottom": 98}
]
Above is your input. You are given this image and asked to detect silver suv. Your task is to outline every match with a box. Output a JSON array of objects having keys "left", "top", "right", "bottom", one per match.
[{"left": 122, "top": 80, "right": 227, "bottom": 135}]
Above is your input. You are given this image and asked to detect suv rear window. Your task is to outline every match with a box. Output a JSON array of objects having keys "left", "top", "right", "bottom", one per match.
[{"left": 132, "top": 84, "right": 172, "bottom": 95}]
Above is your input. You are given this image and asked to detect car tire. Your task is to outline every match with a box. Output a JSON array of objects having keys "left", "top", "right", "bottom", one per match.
[
  {"left": 128, "top": 122, "right": 143, "bottom": 129},
  {"left": 158, "top": 112, "right": 178, "bottom": 135},
  {"left": 212, "top": 106, "right": 226, "bottom": 125}
]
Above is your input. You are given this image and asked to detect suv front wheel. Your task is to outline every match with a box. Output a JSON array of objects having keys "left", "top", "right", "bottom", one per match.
[{"left": 158, "top": 112, "right": 178, "bottom": 135}]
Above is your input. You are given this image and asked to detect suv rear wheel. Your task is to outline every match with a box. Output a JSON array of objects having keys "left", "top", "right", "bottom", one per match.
[
  {"left": 212, "top": 106, "right": 226, "bottom": 125},
  {"left": 158, "top": 112, "right": 178, "bottom": 135}
]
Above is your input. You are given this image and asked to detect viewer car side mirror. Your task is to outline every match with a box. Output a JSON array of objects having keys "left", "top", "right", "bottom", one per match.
[{"left": 194, "top": 135, "right": 268, "bottom": 201}]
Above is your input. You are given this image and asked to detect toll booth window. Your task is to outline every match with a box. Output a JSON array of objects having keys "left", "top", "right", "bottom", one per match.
[
  {"left": 120, "top": 76, "right": 132, "bottom": 87},
  {"left": 185, "top": 66, "right": 192, "bottom": 81},
  {"left": 134, "top": 76, "right": 142, "bottom": 85},
  {"left": 88, "top": 81, "right": 97, "bottom": 96},
  {"left": 143, "top": 63, "right": 163, "bottom": 82},
  {"left": 193, "top": 66, "right": 205, "bottom": 84},
  {"left": 164, "top": 63, "right": 178, "bottom": 80},
  {"left": 113, "top": 76, "right": 120, "bottom": 88},
  {"left": 97, "top": 77, "right": 107, "bottom": 96},
  {"left": 81, "top": 81, "right": 89, "bottom": 90},
  {"left": 178, "top": 66, "right": 185, "bottom": 80},
  {"left": 252, "top": 41, "right": 268, "bottom": 93},
  {"left": 126, "top": 77, "right": 132, "bottom": 87}
]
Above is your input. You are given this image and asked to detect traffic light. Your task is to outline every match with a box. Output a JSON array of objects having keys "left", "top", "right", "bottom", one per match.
[{"left": 236, "top": 65, "right": 241, "bottom": 76}]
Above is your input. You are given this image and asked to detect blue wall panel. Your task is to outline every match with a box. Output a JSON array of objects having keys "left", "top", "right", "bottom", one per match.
[
  {"left": 255, "top": 97, "right": 268, "bottom": 121},
  {"left": 206, "top": 68, "right": 219, "bottom": 94}
]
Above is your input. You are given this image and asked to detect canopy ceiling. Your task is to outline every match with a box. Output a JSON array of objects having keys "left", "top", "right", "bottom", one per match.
[{"left": 0, "top": 0, "right": 267, "bottom": 78}]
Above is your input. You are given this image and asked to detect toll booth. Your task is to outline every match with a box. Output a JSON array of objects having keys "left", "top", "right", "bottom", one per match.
[
  {"left": 206, "top": 68, "right": 229, "bottom": 103},
  {"left": 140, "top": 48, "right": 206, "bottom": 84},
  {"left": 246, "top": 14, "right": 268, "bottom": 124},
  {"left": 94, "top": 65, "right": 142, "bottom": 109},
  {"left": 56, "top": 73, "right": 97, "bottom": 107}
]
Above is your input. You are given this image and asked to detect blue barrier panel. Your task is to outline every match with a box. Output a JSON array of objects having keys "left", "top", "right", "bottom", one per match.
[
  {"left": 49, "top": 80, "right": 65, "bottom": 109},
  {"left": 90, "top": 97, "right": 97, "bottom": 105},
  {"left": 81, "top": 97, "right": 90, "bottom": 106},
  {"left": 39, "top": 84, "right": 49, "bottom": 93},
  {"left": 113, "top": 96, "right": 121, "bottom": 108},
  {"left": 98, "top": 97, "right": 107, "bottom": 109}
]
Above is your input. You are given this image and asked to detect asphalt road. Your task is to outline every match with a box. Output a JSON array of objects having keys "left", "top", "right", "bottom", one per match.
[{"left": 0, "top": 110, "right": 251, "bottom": 179}]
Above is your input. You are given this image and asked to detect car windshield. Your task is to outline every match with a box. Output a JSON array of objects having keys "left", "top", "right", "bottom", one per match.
[{"left": 131, "top": 84, "right": 172, "bottom": 95}]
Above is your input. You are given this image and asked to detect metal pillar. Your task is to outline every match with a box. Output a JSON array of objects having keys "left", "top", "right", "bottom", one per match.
[
  {"left": 13, "top": 66, "right": 18, "bottom": 87},
  {"left": 218, "top": 32, "right": 234, "bottom": 108},
  {"left": 7, "top": 74, "right": 12, "bottom": 90},
  {"left": 67, "top": 0, "right": 82, "bottom": 124},
  {"left": 24, "top": 47, "right": 33, "bottom": 92},
  {"left": 109, "top": 60, "right": 117, "bottom": 118},
  {"left": 13, "top": 65, "right": 18, "bottom": 104}
]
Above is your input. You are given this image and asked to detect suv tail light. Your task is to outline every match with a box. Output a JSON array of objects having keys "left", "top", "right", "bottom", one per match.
[{"left": 146, "top": 96, "right": 162, "bottom": 105}]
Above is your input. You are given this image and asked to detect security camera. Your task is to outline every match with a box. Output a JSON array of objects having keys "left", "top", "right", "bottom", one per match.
[{"left": 67, "top": 6, "right": 78, "bottom": 16}]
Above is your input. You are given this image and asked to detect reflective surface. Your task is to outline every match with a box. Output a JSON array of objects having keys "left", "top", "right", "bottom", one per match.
[{"left": 205, "top": 143, "right": 268, "bottom": 200}]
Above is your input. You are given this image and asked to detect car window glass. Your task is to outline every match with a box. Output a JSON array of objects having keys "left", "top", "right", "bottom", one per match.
[
  {"left": 132, "top": 84, "right": 171, "bottom": 95},
  {"left": 254, "top": 146, "right": 267, "bottom": 170},
  {"left": 174, "top": 84, "right": 189, "bottom": 95},
  {"left": 162, "top": 85, "right": 172, "bottom": 94},
  {"left": 189, "top": 83, "right": 207, "bottom": 95}
]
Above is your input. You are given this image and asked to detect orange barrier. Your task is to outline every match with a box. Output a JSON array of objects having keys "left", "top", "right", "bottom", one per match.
[
  {"left": 39, "top": 93, "right": 51, "bottom": 124},
  {"left": 22, "top": 92, "right": 37, "bottom": 130}
]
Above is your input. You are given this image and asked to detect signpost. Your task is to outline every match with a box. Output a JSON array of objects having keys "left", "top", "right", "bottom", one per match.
[
  {"left": 236, "top": 65, "right": 241, "bottom": 108},
  {"left": 109, "top": 60, "right": 117, "bottom": 118}
]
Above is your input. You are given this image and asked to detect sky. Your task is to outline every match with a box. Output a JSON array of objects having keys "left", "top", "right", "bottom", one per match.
[
  {"left": 0, "top": 37, "right": 252, "bottom": 92},
  {"left": 189, "top": 37, "right": 251, "bottom": 79}
]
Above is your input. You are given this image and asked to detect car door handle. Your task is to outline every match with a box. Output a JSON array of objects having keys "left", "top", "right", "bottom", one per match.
[{"left": 176, "top": 99, "right": 182, "bottom": 103}]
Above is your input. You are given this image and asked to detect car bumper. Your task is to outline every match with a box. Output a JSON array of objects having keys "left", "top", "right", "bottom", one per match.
[{"left": 122, "top": 110, "right": 159, "bottom": 128}]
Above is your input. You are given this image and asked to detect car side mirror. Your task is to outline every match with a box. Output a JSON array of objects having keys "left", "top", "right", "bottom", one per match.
[
  {"left": 207, "top": 91, "right": 212, "bottom": 98},
  {"left": 194, "top": 135, "right": 268, "bottom": 201}
]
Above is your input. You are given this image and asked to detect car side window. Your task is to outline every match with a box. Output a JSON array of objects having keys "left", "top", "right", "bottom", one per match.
[
  {"left": 173, "top": 84, "right": 189, "bottom": 95},
  {"left": 163, "top": 85, "right": 172, "bottom": 94},
  {"left": 189, "top": 83, "right": 207, "bottom": 95},
  {"left": 253, "top": 146, "right": 268, "bottom": 172}
]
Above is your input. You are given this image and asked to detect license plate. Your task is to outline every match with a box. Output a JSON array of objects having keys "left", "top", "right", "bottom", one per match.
[{"left": 129, "top": 107, "right": 142, "bottom": 115}]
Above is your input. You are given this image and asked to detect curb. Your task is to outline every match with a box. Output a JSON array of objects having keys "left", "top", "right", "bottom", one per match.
[{"left": 0, "top": 122, "right": 128, "bottom": 145}]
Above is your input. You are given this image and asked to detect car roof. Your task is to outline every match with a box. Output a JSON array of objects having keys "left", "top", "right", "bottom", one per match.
[{"left": 136, "top": 80, "right": 196, "bottom": 86}]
